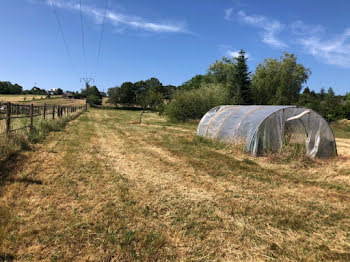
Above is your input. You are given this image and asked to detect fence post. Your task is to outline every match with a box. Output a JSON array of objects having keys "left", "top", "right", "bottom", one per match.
[
  {"left": 30, "top": 104, "right": 34, "bottom": 132},
  {"left": 52, "top": 105, "right": 55, "bottom": 120},
  {"left": 6, "top": 102, "right": 11, "bottom": 135},
  {"left": 43, "top": 103, "right": 46, "bottom": 119},
  {"left": 57, "top": 105, "right": 60, "bottom": 117}
]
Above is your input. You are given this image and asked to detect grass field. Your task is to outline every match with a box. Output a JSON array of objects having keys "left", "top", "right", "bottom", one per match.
[
  {"left": 0, "top": 95, "right": 55, "bottom": 103},
  {"left": 0, "top": 95, "right": 86, "bottom": 106},
  {"left": 21, "top": 98, "right": 86, "bottom": 106},
  {"left": 0, "top": 108, "right": 350, "bottom": 261}
]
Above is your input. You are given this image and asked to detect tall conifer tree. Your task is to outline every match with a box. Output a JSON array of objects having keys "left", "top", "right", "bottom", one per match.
[{"left": 233, "top": 50, "right": 252, "bottom": 104}]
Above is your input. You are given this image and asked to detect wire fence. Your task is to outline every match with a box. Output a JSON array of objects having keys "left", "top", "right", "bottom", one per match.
[{"left": 0, "top": 102, "right": 87, "bottom": 135}]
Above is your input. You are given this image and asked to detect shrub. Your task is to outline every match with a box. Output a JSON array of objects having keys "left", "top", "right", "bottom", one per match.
[
  {"left": 87, "top": 95, "right": 102, "bottom": 107},
  {"left": 165, "top": 83, "right": 230, "bottom": 122},
  {"left": 27, "top": 113, "right": 79, "bottom": 143}
]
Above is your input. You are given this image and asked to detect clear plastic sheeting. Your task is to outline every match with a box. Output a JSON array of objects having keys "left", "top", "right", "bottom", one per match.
[{"left": 197, "top": 105, "right": 337, "bottom": 158}]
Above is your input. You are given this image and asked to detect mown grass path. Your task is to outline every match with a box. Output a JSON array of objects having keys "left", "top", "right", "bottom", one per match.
[{"left": 1, "top": 108, "right": 350, "bottom": 261}]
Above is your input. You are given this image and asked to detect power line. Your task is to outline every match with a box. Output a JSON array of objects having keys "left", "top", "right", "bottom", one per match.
[
  {"left": 50, "top": 0, "right": 73, "bottom": 66},
  {"left": 96, "top": 0, "right": 108, "bottom": 72},
  {"left": 79, "top": 0, "right": 87, "bottom": 72}
]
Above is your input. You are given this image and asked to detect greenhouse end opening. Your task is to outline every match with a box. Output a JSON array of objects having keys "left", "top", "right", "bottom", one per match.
[{"left": 197, "top": 105, "right": 337, "bottom": 158}]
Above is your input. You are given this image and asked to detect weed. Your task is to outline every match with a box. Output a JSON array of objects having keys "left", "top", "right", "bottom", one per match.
[{"left": 0, "top": 133, "right": 30, "bottom": 162}]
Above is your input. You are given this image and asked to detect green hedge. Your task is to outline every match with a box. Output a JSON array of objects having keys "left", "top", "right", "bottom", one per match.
[{"left": 165, "top": 84, "right": 230, "bottom": 122}]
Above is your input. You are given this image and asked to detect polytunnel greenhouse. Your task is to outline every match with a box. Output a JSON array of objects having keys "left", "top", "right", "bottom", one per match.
[{"left": 197, "top": 105, "right": 337, "bottom": 158}]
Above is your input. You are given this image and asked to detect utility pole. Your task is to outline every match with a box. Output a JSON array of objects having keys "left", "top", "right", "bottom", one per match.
[{"left": 80, "top": 77, "right": 94, "bottom": 87}]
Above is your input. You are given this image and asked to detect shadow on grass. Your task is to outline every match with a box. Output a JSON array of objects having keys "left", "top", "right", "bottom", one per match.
[
  {"left": 4, "top": 177, "right": 42, "bottom": 185},
  {"left": 100, "top": 105, "right": 146, "bottom": 111},
  {"left": 0, "top": 153, "right": 40, "bottom": 188},
  {"left": 0, "top": 253, "right": 15, "bottom": 261}
]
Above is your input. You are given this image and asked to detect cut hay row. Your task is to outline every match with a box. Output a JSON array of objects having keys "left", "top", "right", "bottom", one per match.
[{"left": 0, "top": 108, "right": 349, "bottom": 261}]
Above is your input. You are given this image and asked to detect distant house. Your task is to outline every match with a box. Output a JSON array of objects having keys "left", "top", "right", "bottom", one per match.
[
  {"left": 49, "top": 88, "right": 59, "bottom": 95},
  {"left": 63, "top": 91, "right": 74, "bottom": 98}
]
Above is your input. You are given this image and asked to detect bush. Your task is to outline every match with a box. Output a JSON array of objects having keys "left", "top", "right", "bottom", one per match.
[
  {"left": 27, "top": 114, "right": 80, "bottom": 143},
  {"left": 87, "top": 95, "right": 102, "bottom": 107},
  {"left": 165, "top": 84, "right": 230, "bottom": 122}
]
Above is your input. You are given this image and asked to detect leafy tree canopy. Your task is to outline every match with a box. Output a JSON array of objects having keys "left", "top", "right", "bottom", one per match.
[
  {"left": 0, "top": 81, "right": 23, "bottom": 94},
  {"left": 252, "top": 53, "right": 311, "bottom": 105}
]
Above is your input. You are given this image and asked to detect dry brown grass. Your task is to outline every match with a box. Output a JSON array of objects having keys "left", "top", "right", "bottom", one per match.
[
  {"left": 0, "top": 108, "right": 349, "bottom": 261},
  {"left": 0, "top": 95, "right": 61, "bottom": 103},
  {"left": 23, "top": 97, "right": 86, "bottom": 106},
  {"left": 0, "top": 94, "right": 86, "bottom": 107}
]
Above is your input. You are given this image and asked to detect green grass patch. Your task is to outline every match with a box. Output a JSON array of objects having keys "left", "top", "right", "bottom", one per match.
[{"left": 331, "top": 119, "right": 350, "bottom": 139}]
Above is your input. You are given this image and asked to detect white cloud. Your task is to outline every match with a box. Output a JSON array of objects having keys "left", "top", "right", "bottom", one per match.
[
  {"left": 227, "top": 50, "right": 251, "bottom": 59},
  {"left": 237, "top": 10, "right": 287, "bottom": 48},
  {"left": 45, "top": 0, "right": 188, "bottom": 33},
  {"left": 298, "top": 28, "right": 350, "bottom": 67},
  {"left": 224, "top": 8, "right": 233, "bottom": 21},
  {"left": 226, "top": 8, "right": 350, "bottom": 68},
  {"left": 290, "top": 20, "right": 324, "bottom": 36}
]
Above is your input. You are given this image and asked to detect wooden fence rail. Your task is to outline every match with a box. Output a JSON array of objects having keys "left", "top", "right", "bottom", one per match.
[{"left": 0, "top": 102, "right": 87, "bottom": 135}]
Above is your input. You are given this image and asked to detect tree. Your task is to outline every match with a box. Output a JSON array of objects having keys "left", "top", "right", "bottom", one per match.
[
  {"left": 298, "top": 86, "right": 348, "bottom": 122},
  {"left": 208, "top": 57, "right": 235, "bottom": 85},
  {"left": 118, "top": 82, "right": 140, "bottom": 105},
  {"left": 0, "top": 81, "right": 23, "bottom": 94},
  {"left": 345, "top": 92, "right": 350, "bottom": 119},
  {"left": 136, "top": 89, "right": 164, "bottom": 123},
  {"left": 179, "top": 75, "right": 210, "bottom": 91},
  {"left": 82, "top": 84, "right": 102, "bottom": 106},
  {"left": 146, "top": 89, "right": 164, "bottom": 111},
  {"left": 299, "top": 87, "right": 319, "bottom": 110},
  {"left": 232, "top": 50, "right": 252, "bottom": 104},
  {"left": 107, "top": 87, "right": 120, "bottom": 106},
  {"left": 23, "top": 86, "right": 47, "bottom": 95},
  {"left": 107, "top": 78, "right": 168, "bottom": 112},
  {"left": 252, "top": 53, "right": 311, "bottom": 105},
  {"left": 163, "top": 85, "right": 176, "bottom": 99},
  {"left": 145, "top": 78, "right": 162, "bottom": 93}
]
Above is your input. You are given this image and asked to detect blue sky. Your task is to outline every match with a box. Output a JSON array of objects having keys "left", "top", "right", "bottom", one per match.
[{"left": 0, "top": 0, "right": 349, "bottom": 94}]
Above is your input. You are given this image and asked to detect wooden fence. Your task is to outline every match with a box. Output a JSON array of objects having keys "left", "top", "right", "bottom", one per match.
[{"left": 0, "top": 102, "right": 87, "bottom": 135}]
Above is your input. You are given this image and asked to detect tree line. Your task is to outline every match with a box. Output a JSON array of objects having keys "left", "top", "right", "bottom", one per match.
[
  {"left": 3, "top": 50, "right": 349, "bottom": 122},
  {"left": 0, "top": 81, "right": 60, "bottom": 96},
  {"left": 0, "top": 81, "right": 106, "bottom": 106},
  {"left": 107, "top": 78, "right": 176, "bottom": 112},
  {"left": 168, "top": 51, "right": 350, "bottom": 121},
  {"left": 0, "top": 81, "right": 23, "bottom": 94},
  {"left": 107, "top": 50, "right": 349, "bottom": 122}
]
